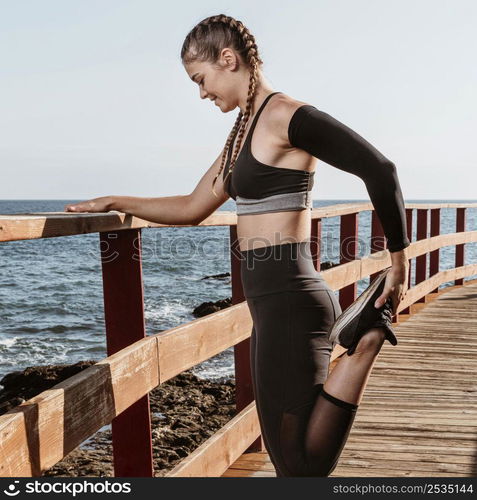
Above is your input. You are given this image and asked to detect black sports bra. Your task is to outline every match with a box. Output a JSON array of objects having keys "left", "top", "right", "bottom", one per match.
[
  {"left": 223, "top": 92, "right": 314, "bottom": 215},
  {"left": 222, "top": 91, "right": 411, "bottom": 253}
]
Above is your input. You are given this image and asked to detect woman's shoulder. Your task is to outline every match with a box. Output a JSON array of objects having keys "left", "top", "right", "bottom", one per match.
[
  {"left": 268, "top": 93, "right": 313, "bottom": 116},
  {"left": 264, "top": 93, "right": 316, "bottom": 142}
]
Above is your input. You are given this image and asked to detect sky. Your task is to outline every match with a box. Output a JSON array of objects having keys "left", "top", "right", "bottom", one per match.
[{"left": 0, "top": 0, "right": 476, "bottom": 200}]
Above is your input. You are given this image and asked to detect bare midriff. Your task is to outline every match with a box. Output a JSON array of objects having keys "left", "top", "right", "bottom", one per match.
[{"left": 236, "top": 209, "right": 312, "bottom": 252}]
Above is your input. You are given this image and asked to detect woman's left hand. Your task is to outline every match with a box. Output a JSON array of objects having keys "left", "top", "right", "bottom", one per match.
[
  {"left": 64, "top": 196, "right": 113, "bottom": 213},
  {"left": 374, "top": 265, "right": 409, "bottom": 315}
]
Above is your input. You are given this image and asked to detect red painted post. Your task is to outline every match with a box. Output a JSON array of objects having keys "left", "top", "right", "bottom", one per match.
[
  {"left": 99, "top": 229, "right": 154, "bottom": 477},
  {"left": 339, "top": 213, "right": 358, "bottom": 310},
  {"left": 370, "top": 210, "right": 385, "bottom": 283},
  {"left": 430, "top": 208, "right": 440, "bottom": 293},
  {"left": 455, "top": 208, "right": 466, "bottom": 286},
  {"left": 415, "top": 209, "right": 428, "bottom": 303},
  {"left": 229, "top": 225, "right": 263, "bottom": 452},
  {"left": 310, "top": 217, "right": 322, "bottom": 272},
  {"left": 401, "top": 208, "right": 413, "bottom": 314}
]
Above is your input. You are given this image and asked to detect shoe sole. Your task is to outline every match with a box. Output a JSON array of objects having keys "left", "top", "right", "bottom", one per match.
[{"left": 329, "top": 267, "right": 391, "bottom": 347}]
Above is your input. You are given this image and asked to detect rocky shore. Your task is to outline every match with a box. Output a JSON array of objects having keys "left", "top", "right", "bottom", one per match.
[{"left": 0, "top": 362, "right": 237, "bottom": 477}]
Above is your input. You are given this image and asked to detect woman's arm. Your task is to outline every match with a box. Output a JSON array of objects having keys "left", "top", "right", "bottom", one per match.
[
  {"left": 109, "top": 194, "right": 197, "bottom": 225},
  {"left": 287, "top": 104, "right": 411, "bottom": 253},
  {"left": 65, "top": 194, "right": 201, "bottom": 225},
  {"left": 64, "top": 149, "right": 230, "bottom": 225},
  {"left": 275, "top": 101, "right": 411, "bottom": 313}
]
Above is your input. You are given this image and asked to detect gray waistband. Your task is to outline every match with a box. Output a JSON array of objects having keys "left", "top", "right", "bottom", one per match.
[{"left": 236, "top": 191, "right": 312, "bottom": 216}]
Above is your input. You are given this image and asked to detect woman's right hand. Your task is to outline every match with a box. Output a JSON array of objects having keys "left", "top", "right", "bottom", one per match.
[{"left": 64, "top": 196, "right": 114, "bottom": 213}]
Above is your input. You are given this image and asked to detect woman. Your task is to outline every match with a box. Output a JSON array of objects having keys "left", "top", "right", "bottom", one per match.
[{"left": 65, "top": 14, "right": 410, "bottom": 477}]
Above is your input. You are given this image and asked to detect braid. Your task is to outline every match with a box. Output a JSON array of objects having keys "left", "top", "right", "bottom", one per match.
[{"left": 181, "top": 14, "right": 264, "bottom": 197}]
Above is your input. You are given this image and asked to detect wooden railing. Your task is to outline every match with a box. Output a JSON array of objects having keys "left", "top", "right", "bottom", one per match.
[{"left": 0, "top": 202, "right": 476, "bottom": 477}]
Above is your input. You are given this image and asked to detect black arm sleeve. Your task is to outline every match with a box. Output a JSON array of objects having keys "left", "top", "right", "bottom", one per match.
[{"left": 288, "top": 105, "right": 410, "bottom": 253}]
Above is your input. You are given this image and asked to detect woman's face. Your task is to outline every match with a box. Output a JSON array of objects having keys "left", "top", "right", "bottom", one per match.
[{"left": 184, "top": 49, "right": 243, "bottom": 112}]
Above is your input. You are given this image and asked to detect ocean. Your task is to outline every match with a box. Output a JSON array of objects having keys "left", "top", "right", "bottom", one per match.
[{"left": 1, "top": 199, "right": 476, "bottom": 387}]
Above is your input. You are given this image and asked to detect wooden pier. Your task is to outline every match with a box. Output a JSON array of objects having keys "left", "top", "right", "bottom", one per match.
[{"left": 0, "top": 202, "right": 476, "bottom": 477}]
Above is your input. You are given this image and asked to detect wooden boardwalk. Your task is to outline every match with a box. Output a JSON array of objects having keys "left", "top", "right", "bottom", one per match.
[{"left": 222, "top": 280, "right": 477, "bottom": 477}]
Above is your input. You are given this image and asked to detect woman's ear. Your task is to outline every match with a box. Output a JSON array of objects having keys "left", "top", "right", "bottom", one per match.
[{"left": 220, "top": 47, "right": 239, "bottom": 70}]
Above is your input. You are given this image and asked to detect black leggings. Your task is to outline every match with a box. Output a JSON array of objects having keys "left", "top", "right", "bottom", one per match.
[{"left": 240, "top": 240, "right": 359, "bottom": 477}]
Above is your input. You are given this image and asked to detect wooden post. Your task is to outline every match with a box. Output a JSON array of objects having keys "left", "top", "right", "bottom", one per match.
[
  {"left": 99, "top": 228, "right": 154, "bottom": 477},
  {"left": 370, "top": 210, "right": 385, "bottom": 283},
  {"left": 229, "top": 225, "right": 263, "bottom": 452},
  {"left": 339, "top": 213, "right": 358, "bottom": 310},
  {"left": 310, "top": 217, "right": 322, "bottom": 272},
  {"left": 415, "top": 209, "right": 428, "bottom": 303},
  {"left": 455, "top": 208, "right": 466, "bottom": 286},
  {"left": 401, "top": 208, "right": 413, "bottom": 314},
  {"left": 430, "top": 208, "right": 441, "bottom": 293}
]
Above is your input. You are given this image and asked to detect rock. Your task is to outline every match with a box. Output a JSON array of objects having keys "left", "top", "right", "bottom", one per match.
[
  {"left": 0, "top": 362, "right": 236, "bottom": 477},
  {"left": 320, "top": 261, "right": 338, "bottom": 270},
  {"left": 200, "top": 272, "right": 230, "bottom": 280},
  {"left": 0, "top": 361, "right": 97, "bottom": 414},
  {"left": 192, "top": 298, "right": 232, "bottom": 317}
]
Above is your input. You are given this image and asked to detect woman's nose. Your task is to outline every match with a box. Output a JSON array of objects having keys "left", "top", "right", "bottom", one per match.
[{"left": 200, "top": 88, "right": 208, "bottom": 99}]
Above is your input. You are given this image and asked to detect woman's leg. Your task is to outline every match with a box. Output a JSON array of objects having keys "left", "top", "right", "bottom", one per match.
[
  {"left": 249, "top": 324, "right": 285, "bottom": 474},
  {"left": 302, "top": 327, "right": 387, "bottom": 476},
  {"left": 247, "top": 292, "right": 310, "bottom": 477},
  {"left": 248, "top": 288, "right": 387, "bottom": 477},
  {"left": 298, "top": 288, "right": 388, "bottom": 476},
  {"left": 322, "top": 327, "right": 387, "bottom": 405}
]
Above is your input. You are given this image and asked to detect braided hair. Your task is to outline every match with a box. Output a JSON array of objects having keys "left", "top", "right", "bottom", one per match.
[{"left": 181, "top": 14, "right": 264, "bottom": 197}]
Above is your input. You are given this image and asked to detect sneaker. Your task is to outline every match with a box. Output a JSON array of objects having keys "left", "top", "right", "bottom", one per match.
[{"left": 329, "top": 267, "right": 398, "bottom": 356}]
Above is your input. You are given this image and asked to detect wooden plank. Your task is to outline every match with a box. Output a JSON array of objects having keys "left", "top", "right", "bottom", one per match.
[
  {"left": 319, "top": 237, "right": 477, "bottom": 294},
  {"left": 0, "top": 336, "right": 159, "bottom": 477},
  {"left": 343, "top": 441, "right": 476, "bottom": 454},
  {"left": 224, "top": 457, "right": 477, "bottom": 478},
  {"left": 232, "top": 450, "right": 477, "bottom": 468},
  {"left": 355, "top": 406, "right": 476, "bottom": 414},
  {"left": 157, "top": 302, "right": 253, "bottom": 383},
  {"left": 331, "top": 467, "right": 472, "bottom": 477},
  {"left": 0, "top": 412, "right": 38, "bottom": 476},
  {"left": 0, "top": 211, "right": 236, "bottom": 242},
  {"left": 368, "top": 361, "right": 477, "bottom": 373},
  {"left": 353, "top": 416, "right": 476, "bottom": 426},
  {"left": 335, "top": 458, "right": 475, "bottom": 474},
  {"left": 229, "top": 225, "right": 264, "bottom": 453},
  {"left": 222, "top": 469, "right": 275, "bottom": 477},
  {"left": 224, "top": 448, "right": 477, "bottom": 477},
  {"left": 339, "top": 212, "right": 359, "bottom": 308},
  {"left": 165, "top": 402, "right": 261, "bottom": 477},
  {"left": 455, "top": 208, "right": 467, "bottom": 286},
  {"left": 2, "top": 203, "right": 476, "bottom": 242},
  {"left": 100, "top": 228, "right": 153, "bottom": 477},
  {"left": 223, "top": 452, "right": 477, "bottom": 477}
]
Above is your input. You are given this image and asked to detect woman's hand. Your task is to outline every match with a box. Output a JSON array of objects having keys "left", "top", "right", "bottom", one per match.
[
  {"left": 374, "top": 264, "right": 409, "bottom": 315},
  {"left": 64, "top": 196, "right": 114, "bottom": 213}
]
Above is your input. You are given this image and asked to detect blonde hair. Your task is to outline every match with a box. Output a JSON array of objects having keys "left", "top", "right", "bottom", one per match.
[{"left": 181, "top": 14, "right": 264, "bottom": 197}]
